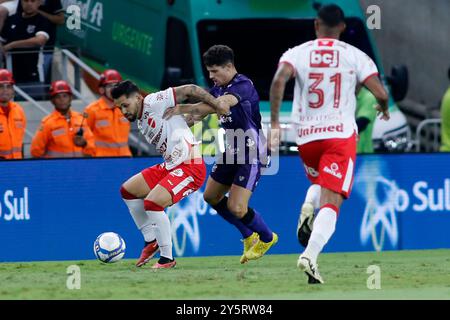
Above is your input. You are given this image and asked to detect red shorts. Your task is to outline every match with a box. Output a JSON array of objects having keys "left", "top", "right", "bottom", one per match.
[
  {"left": 298, "top": 134, "right": 357, "bottom": 199},
  {"left": 141, "top": 159, "right": 207, "bottom": 204}
]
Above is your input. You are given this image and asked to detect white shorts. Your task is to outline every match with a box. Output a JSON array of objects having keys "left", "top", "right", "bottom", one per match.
[{"left": 1, "top": 0, "right": 19, "bottom": 16}]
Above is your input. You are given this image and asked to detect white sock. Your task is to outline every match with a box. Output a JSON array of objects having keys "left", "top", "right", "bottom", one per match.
[
  {"left": 123, "top": 199, "right": 156, "bottom": 242},
  {"left": 304, "top": 184, "right": 321, "bottom": 209},
  {"left": 147, "top": 210, "right": 173, "bottom": 260},
  {"left": 303, "top": 206, "right": 337, "bottom": 263}
]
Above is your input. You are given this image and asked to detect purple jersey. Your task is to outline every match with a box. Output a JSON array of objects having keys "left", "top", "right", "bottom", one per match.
[
  {"left": 209, "top": 74, "right": 266, "bottom": 164},
  {"left": 209, "top": 74, "right": 262, "bottom": 131}
]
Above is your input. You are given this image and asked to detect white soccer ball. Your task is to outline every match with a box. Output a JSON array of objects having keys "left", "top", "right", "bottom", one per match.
[{"left": 93, "top": 232, "right": 126, "bottom": 263}]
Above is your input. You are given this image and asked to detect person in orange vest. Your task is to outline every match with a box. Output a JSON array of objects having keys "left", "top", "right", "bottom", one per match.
[
  {"left": 0, "top": 69, "right": 26, "bottom": 159},
  {"left": 30, "top": 80, "right": 95, "bottom": 158},
  {"left": 84, "top": 69, "right": 132, "bottom": 157}
]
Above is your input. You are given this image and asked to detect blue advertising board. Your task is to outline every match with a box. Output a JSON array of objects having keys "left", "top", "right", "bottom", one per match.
[{"left": 0, "top": 154, "right": 449, "bottom": 262}]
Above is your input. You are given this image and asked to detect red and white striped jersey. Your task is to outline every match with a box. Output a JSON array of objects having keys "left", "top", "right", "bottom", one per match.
[
  {"left": 138, "top": 88, "right": 198, "bottom": 169},
  {"left": 279, "top": 38, "right": 379, "bottom": 145}
]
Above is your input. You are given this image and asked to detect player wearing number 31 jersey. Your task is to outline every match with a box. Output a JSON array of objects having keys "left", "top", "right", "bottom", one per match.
[
  {"left": 270, "top": 4, "right": 390, "bottom": 283},
  {"left": 282, "top": 36, "right": 378, "bottom": 146}
]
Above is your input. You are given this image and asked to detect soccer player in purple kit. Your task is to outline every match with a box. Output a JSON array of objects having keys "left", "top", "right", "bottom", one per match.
[{"left": 164, "top": 45, "right": 278, "bottom": 263}]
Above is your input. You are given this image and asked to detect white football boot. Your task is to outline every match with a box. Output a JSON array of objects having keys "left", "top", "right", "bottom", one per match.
[{"left": 297, "top": 254, "right": 324, "bottom": 284}]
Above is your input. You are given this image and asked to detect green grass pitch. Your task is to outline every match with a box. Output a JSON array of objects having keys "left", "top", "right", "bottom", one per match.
[{"left": 1, "top": 249, "right": 449, "bottom": 299}]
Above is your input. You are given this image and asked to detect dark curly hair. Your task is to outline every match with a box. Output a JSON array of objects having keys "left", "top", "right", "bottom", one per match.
[
  {"left": 110, "top": 80, "right": 139, "bottom": 99},
  {"left": 202, "top": 45, "right": 235, "bottom": 67}
]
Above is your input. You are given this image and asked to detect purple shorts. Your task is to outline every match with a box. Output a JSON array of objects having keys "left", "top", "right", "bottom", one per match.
[{"left": 210, "top": 163, "right": 261, "bottom": 192}]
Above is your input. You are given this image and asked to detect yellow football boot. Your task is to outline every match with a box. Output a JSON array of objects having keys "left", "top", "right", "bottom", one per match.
[
  {"left": 244, "top": 232, "right": 278, "bottom": 261},
  {"left": 240, "top": 232, "right": 259, "bottom": 264}
]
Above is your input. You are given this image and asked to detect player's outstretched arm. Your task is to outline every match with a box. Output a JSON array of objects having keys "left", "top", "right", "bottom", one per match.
[
  {"left": 173, "top": 84, "right": 229, "bottom": 115},
  {"left": 214, "top": 94, "right": 239, "bottom": 115},
  {"left": 173, "top": 84, "right": 218, "bottom": 108},
  {"left": 181, "top": 103, "right": 216, "bottom": 116},
  {"left": 163, "top": 103, "right": 215, "bottom": 120},
  {"left": 363, "top": 76, "right": 390, "bottom": 121},
  {"left": 269, "top": 63, "right": 294, "bottom": 151}
]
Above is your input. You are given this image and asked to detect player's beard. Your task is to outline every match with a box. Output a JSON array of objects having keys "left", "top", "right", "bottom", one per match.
[{"left": 127, "top": 114, "right": 137, "bottom": 122}]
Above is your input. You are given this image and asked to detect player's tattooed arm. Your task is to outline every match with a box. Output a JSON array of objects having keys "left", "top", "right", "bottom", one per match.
[
  {"left": 173, "top": 84, "right": 220, "bottom": 109},
  {"left": 214, "top": 94, "right": 239, "bottom": 115},
  {"left": 173, "top": 84, "right": 231, "bottom": 115},
  {"left": 183, "top": 103, "right": 216, "bottom": 116},
  {"left": 181, "top": 94, "right": 237, "bottom": 116},
  {"left": 163, "top": 103, "right": 215, "bottom": 120},
  {"left": 270, "top": 62, "right": 294, "bottom": 128}
]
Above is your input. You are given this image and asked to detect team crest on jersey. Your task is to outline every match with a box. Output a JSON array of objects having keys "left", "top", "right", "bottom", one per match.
[
  {"left": 310, "top": 50, "right": 339, "bottom": 68},
  {"left": 156, "top": 93, "right": 164, "bottom": 101},
  {"left": 170, "top": 169, "right": 184, "bottom": 177},
  {"left": 27, "top": 25, "right": 36, "bottom": 34}
]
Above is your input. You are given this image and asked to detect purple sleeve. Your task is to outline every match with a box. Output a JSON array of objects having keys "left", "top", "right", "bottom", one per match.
[
  {"left": 224, "top": 82, "right": 251, "bottom": 102},
  {"left": 209, "top": 86, "right": 218, "bottom": 97}
]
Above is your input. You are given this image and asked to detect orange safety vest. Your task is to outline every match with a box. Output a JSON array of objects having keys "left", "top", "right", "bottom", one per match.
[
  {"left": 30, "top": 109, "right": 96, "bottom": 158},
  {"left": 84, "top": 97, "right": 131, "bottom": 157},
  {"left": 0, "top": 101, "right": 26, "bottom": 159}
]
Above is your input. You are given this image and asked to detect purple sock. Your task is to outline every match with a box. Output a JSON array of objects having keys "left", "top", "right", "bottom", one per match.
[
  {"left": 241, "top": 209, "right": 273, "bottom": 242},
  {"left": 212, "top": 197, "right": 253, "bottom": 239}
]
